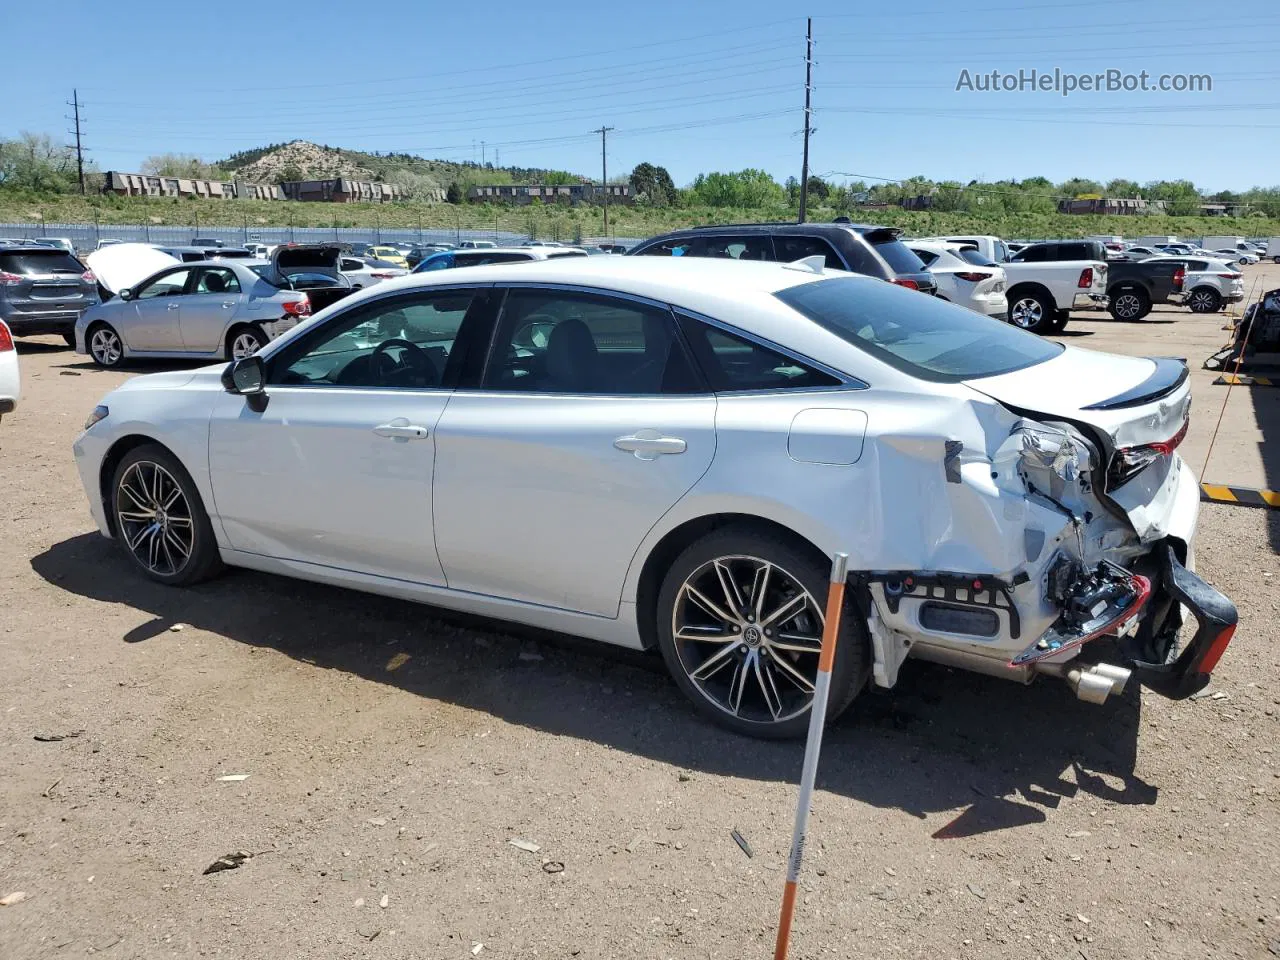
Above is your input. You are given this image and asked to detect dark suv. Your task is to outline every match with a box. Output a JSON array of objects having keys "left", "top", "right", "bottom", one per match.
[
  {"left": 0, "top": 244, "right": 100, "bottom": 345},
  {"left": 627, "top": 221, "right": 936, "bottom": 295}
]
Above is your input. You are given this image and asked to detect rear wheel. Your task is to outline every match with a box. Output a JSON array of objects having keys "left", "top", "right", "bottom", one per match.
[
  {"left": 87, "top": 322, "right": 125, "bottom": 368},
  {"left": 1007, "top": 290, "right": 1054, "bottom": 333},
  {"left": 655, "top": 526, "right": 870, "bottom": 739},
  {"left": 1187, "top": 288, "right": 1222, "bottom": 313},
  {"left": 1046, "top": 310, "right": 1070, "bottom": 333},
  {"left": 1109, "top": 287, "right": 1151, "bottom": 321},
  {"left": 226, "top": 324, "right": 268, "bottom": 360}
]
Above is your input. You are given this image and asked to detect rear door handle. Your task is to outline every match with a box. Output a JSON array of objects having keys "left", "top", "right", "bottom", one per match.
[
  {"left": 614, "top": 431, "right": 687, "bottom": 460},
  {"left": 374, "top": 417, "right": 430, "bottom": 441}
]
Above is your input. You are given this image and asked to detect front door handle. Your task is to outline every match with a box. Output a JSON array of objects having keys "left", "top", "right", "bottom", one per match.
[
  {"left": 614, "top": 431, "right": 687, "bottom": 460},
  {"left": 374, "top": 417, "right": 430, "bottom": 441},
  {"left": 166, "top": 303, "right": 180, "bottom": 310},
  {"left": 222, "top": 300, "right": 237, "bottom": 308}
]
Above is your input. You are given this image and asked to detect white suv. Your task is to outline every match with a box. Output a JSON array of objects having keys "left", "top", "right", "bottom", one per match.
[{"left": 1143, "top": 256, "right": 1244, "bottom": 313}]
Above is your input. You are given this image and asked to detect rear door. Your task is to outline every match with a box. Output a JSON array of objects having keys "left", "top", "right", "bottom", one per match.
[
  {"left": 180, "top": 266, "right": 242, "bottom": 353},
  {"left": 125, "top": 267, "right": 193, "bottom": 350},
  {"left": 0, "top": 249, "right": 89, "bottom": 320},
  {"left": 432, "top": 285, "right": 716, "bottom": 616}
]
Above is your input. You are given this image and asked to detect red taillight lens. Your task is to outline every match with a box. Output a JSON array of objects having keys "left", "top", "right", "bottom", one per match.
[
  {"left": 1077, "top": 267, "right": 1094, "bottom": 288},
  {"left": 281, "top": 296, "right": 311, "bottom": 317},
  {"left": 0, "top": 321, "right": 12, "bottom": 352},
  {"left": 81, "top": 270, "right": 96, "bottom": 283},
  {"left": 891, "top": 278, "right": 919, "bottom": 290},
  {"left": 1109, "top": 417, "right": 1188, "bottom": 487},
  {"left": 953, "top": 271, "right": 992, "bottom": 282},
  {"left": 1173, "top": 266, "right": 1185, "bottom": 291},
  {"left": 1217, "top": 273, "right": 1241, "bottom": 280},
  {"left": 0, "top": 271, "right": 23, "bottom": 286},
  {"left": 1196, "top": 623, "right": 1237, "bottom": 675}
]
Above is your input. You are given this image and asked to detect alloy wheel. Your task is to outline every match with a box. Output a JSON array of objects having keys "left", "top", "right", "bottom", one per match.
[
  {"left": 231, "top": 331, "right": 263, "bottom": 360},
  {"left": 1190, "top": 291, "right": 1217, "bottom": 312},
  {"left": 671, "top": 555, "right": 825, "bottom": 724},
  {"left": 90, "top": 327, "right": 122, "bottom": 366},
  {"left": 1114, "top": 293, "right": 1141, "bottom": 319},
  {"left": 115, "top": 461, "right": 194, "bottom": 577},
  {"left": 1010, "top": 297, "right": 1042, "bottom": 329}
]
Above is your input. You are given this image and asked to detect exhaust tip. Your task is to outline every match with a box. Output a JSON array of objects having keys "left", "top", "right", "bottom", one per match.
[
  {"left": 1070, "top": 669, "right": 1114, "bottom": 705},
  {"left": 1036, "top": 661, "right": 1132, "bottom": 704}
]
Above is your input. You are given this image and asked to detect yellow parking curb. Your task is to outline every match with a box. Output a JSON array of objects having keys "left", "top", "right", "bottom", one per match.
[
  {"left": 1200, "top": 483, "right": 1280, "bottom": 509},
  {"left": 1212, "top": 373, "right": 1276, "bottom": 387}
]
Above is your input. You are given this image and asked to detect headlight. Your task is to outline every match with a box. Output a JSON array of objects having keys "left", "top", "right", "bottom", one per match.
[{"left": 84, "top": 405, "right": 109, "bottom": 430}]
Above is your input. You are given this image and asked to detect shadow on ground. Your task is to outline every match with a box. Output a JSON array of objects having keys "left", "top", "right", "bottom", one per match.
[{"left": 33, "top": 534, "right": 1158, "bottom": 837}]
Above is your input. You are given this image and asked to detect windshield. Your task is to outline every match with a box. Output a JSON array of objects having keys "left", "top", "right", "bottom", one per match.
[{"left": 775, "top": 277, "right": 1062, "bottom": 382}]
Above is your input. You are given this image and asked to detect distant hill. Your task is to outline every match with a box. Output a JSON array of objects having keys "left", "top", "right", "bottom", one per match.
[{"left": 216, "top": 140, "right": 587, "bottom": 195}]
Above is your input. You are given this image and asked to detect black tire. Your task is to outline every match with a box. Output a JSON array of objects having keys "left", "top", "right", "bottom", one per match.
[
  {"left": 110, "top": 443, "right": 223, "bottom": 586},
  {"left": 62, "top": 330, "right": 76, "bottom": 348},
  {"left": 1187, "top": 288, "right": 1222, "bottom": 314},
  {"left": 1108, "top": 287, "right": 1151, "bottom": 322},
  {"left": 1046, "top": 310, "right": 1070, "bottom": 333},
  {"left": 655, "top": 525, "right": 870, "bottom": 739},
  {"left": 86, "top": 321, "right": 125, "bottom": 368},
  {"left": 225, "top": 324, "right": 268, "bottom": 360},
  {"left": 1007, "top": 288, "right": 1055, "bottom": 334},
  {"left": 1273, "top": 256, "right": 1280, "bottom": 265}
]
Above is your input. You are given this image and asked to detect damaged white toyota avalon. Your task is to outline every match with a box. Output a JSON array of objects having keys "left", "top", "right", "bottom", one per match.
[{"left": 72, "top": 256, "right": 1236, "bottom": 738}]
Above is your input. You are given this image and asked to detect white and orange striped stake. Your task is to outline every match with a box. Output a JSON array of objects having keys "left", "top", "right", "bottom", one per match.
[{"left": 773, "top": 552, "right": 849, "bottom": 960}]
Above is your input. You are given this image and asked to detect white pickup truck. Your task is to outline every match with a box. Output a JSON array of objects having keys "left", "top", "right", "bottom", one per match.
[{"left": 916, "top": 235, "right": 1107, "bottom": 333}]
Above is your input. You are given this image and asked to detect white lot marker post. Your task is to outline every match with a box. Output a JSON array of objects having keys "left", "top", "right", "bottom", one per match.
[{"left": 773, "top": 551, "right": 848, "bottom": 960}]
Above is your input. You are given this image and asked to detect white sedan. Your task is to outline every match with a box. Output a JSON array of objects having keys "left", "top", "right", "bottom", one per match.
[
  {"left": 71, "top": 257, "right": 1236, "bottom": 737},
  {"left": 0, "top": 319, "right": 18, "bottom": 421},
  {"left": 340, "top": 256, "right": 407, "bottom": 289}
]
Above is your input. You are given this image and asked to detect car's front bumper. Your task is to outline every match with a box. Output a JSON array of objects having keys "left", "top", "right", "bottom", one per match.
[{"left": 72, "top": 427, "right": 113, "bottom": 538}]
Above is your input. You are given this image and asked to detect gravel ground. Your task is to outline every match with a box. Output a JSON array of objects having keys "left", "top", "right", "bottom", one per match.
[{"left": 1, "top": 273, "right": 1277, "bottom": 960}]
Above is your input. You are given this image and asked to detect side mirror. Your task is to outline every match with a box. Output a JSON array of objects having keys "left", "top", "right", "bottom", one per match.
[
  {"left": 221, "top": 355, "right": 269, "bottom": 412},
  {"left": 118, "top": 288, "right": 133, "bottom": 301}
]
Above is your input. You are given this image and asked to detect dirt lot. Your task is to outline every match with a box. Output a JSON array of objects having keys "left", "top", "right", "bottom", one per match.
[{"left": 1, "top": 266, "right": 1278, "bottom": 960}]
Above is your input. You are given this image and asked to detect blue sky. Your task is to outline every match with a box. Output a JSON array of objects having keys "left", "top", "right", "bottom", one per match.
[{"left": 6, "top": 0, "right": 1278, "bottom": 192}]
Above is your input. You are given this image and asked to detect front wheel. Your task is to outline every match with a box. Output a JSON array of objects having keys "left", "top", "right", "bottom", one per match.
[
  {"left": 1007, "top": 291, "right": 1054, "bottom": 333},
  {"left": 1187, "top": 288, "right": 1222, "bottom": 314},
  {"left": 87, "top": 322, "right": 125, "bottom": 368},
  {"left": 111, "top": 444, "right": 223, "bottom": 586},
  {"left": 655, "top": 526, "right": 870, "bottom": 739}
]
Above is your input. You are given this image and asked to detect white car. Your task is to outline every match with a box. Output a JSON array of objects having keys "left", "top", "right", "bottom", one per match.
[
  {"left": 0, "top": 319, "right": 18, "bottom": 421},
  {"left": 457, "top": 240, "right": 497, "bottom": 249},
  {"left": 1142, "top": 256, "right": 1244, "bottom": 313},
  {"left": 1212, "top": 248, "right": 1259, "bottom": 266},
  {"left": 905, "top": 241, "right": 1008, "bottom": 320},
  {"left": 71, "top": 257, "right": 1236, "bottom": 738},
  {"left": 340, "top": 256, "right": 408, "bottom": 289}
]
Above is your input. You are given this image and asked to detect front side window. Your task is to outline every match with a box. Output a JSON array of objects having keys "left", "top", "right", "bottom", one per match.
[
  {"left": 637, "top": 237, "right": 696, "bottom": 257},
  {"left": 775, "top": 276, "right": 1062, "bottom": 382},
  {"left": 775, "top": 235, "right": 844, "bottom": 270},
  {"left": 677, "top": 314, "right": 840, "bottom": 392},
  {"left": 195, "top": 267, "right": 240, "bottom": 294},
  {"left": 136, "top": 268, "right": 192, "bottom": 299},
  {"left": 483, "top": 289, "right": 699, "bottom": 394},
  {"left": 700, "top": 235, "right": 773, "bottom": 261},
  {"left": 274, "top": 291, "right": 479, "bottom": 389}
]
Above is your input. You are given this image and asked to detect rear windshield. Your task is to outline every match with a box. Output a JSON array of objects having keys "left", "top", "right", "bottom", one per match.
[
  {"left": 956, "top": 247, "right": 997, "bottom": 267},
  {"left": 864, "top": 235, "right": 926, "bottom": 274},
  {"left": 775, "top": 277, "right": 1062, "bottom": 382},
  {"left": 547, "top": 249, "right": 588, "bottom": 259},
  {"left": 0, "top": 251, "right": 83, "bottom": 274}
]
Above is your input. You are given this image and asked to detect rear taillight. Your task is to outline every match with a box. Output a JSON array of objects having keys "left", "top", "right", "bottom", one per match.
[
  {"left": 1173, "top": 266, "right": 1185, "bottom": 291},
  {"left": 81, "top": 270, "right": 95, "bottom": 283},
  {"left": 1077, "top": 267, "right": 1094, "bottom": 288},
  {"left": 1108, "top": 417, "right": 1188, "bottom": 487},
  {"left": 0, "top": 271, "right": 23, "bottom": 286},
  {"left": 1196, "top": 623, "right": 1237, "bottom": 674},
  {"left": 281, "top": 296, "right": 311, "bottom": 317},
  {"left": 1217, "top": 273, "right": 1241, "bottom": 280},
  {"left": 0, "top": 322, "right": 12, "bottom": 352},
  {"left": 953, "top": 272, "right": 992, "bottom": 282},
  {"left": 891, "top": 278, "right": 919, "bottom": 290}
]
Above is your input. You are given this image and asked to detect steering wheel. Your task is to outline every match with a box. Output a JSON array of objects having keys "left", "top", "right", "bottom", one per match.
[{"left": 369, "top": 338, "right": 436, "bottom": 387}]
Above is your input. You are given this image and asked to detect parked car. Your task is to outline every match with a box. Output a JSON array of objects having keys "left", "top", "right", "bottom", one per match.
[
  {"left": 95, "top": 239, "right": 126, "bottom": 250},
  {"left": 1006, "top": 240, "right": 1183, "bottom": 322},
  {"left": 0, "top": 319, "right": 18, "bottom": 422},
  {"left": 76, "top": 245, "right": 353, "bottom": 368},
  {"left": 1213, "top": 248, "right": 1259, "bottom": 265},
  {"left": 914, "top": 235, "right": 1013, "bottom": 263},
  {"left": 998, "top": 241, "right": 1109, "bottom": 333},
  {"left": 191, "top": 237, "right": 225, "bottom": 248},
  {"left": 72, "top": 256, "right": 1236, "bottom": 738},
  {"left": 904, "top": 241, "right": 1006, "bottom": 319},
  {"left": 1266, "top": 237, "right": 1280, "bottom": 264},
  {"left": 367, "top": 245, "right": 409, "bottom": 268},
  {"left": 0, "top": 243, "right": 99, "bottom": 345},
  {"left": 34, "top": 237, "right": 77, "bottom": 255},
  {"left": 152, "top": 245, "right": 256, "bottom": 263},
  {"left": 629, "top": 222, "right": 938, "bottom": 296},
  {"left": 341, "top": 256, "right": 407, "bottom": 288},
  {"left": 405, "top": 243, "right": 453, "bottom": 268},
  {"left": 457, "top": 240, "right": 498, "bottom": 249},
  {"left": 597, "top": 243, "right": 629, "bottom": 254},
  {"left": 412, "top": 247, "right": 589, "bottom": 273},
  {"left": 1141, "top": 257, "right": 1244, "bottom": 313},
  {"left": 244, "top": 243, "right": 272, "bottom": 258}
]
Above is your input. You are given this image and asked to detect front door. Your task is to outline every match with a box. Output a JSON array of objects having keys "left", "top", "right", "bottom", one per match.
[
  {"left": 125, "top": 267, "right": 192, "bottom": 351},
  {"left": 207, "top": 287, "right": 487, "bottom": 585},
  {"left": 432, "top": 286, "right": 716, "bottom": 617}
]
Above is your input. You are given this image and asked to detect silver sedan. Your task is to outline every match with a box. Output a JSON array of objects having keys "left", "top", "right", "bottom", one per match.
[{"left": 75, "top": 259, "right": 314, "bottom": 368}]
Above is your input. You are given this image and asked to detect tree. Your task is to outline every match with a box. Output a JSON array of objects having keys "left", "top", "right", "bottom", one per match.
[
  {"left": 805, "top": 176, "right": 830, "bottom": 200},
  {"left": 274, "top": 164, "right": 305, "bottom": 185},
  {"left": 1105, "top": 178, "right": 1141, "bottom": 198},
  {"left": 629, "top": 162, "right": 677, "bottom": 206},
  {"left": 386, "top": 168, "right": 443, "bottom": 200},
  {"left": 688, "top": 169, "right": 784, "bottom": 207},
  {"left": 785, "top": 176, "right": 799, "bottom": 205},
  {"left": 1143, "top": 179, "right": 1201, "bottom": 216},
  {"left": 1058, "top": 178, "right": 1104, "bottom": 198},
  {"left": 141, "top": 153, "right": 227, "bottom": 180},
  {"left": 446, "top": 181, "right": 464, "bottom": 204},
  {"left": 0, "top": 132, "right": 81, "bottom": 193}
]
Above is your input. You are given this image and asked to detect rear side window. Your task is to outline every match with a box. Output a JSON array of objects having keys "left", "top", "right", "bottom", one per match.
[
  {"left": 699, "top": 235, "right": 773, "bottom": 261},
  {"left": 1058, "top": 242, "right": 1094, "bottom": 260},
  {"left": 0, "top": 251, "right": 84, "bottom": 274},
  {"left": 956, "top": 248, "right": 997, "bottom": 267},
  {"left": 862, "top": 232, "right": 926, "bottom": 274},
  {"left": 1011, "top": 245, "right": 1051, "bottom": 262},
  {"left": 637, "top": 237, "right": 697, "bottom": 257},
  {"left": 775, "top": 277, "right": 1062, "bottom": 382},
  {"left": 677, "top": 314, "right": 839, "bottom": 392},
  {"left": 775, "top": 235, "right": 845, "bottom": 270},
  {"left": 546, "top": 250, "right": 589, "bottom": 259},
  {"left": 908, "top": 248, "right": 939, "bottom": 267}
]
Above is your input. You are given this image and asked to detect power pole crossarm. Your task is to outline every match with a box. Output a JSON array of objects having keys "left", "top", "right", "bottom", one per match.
[
  {"left": 798, "top": 19, "right": 813, "bottom": 224},
  {"left": 593, "top": 126, "right": 615, "bottom": 237}
]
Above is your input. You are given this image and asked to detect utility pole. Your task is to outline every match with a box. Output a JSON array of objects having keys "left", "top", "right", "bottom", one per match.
[
  {"left": 594, "top": 126, "right": 614, "bottom": 237},
  {"left": 67, "top": 88, "right": 86, "bottom": 195},
  {"left": 481, "top": 140, "right": 486, "bottom": 166},
  {"left": 798, "top": 19, "right": 813, "bottom": 223}
]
